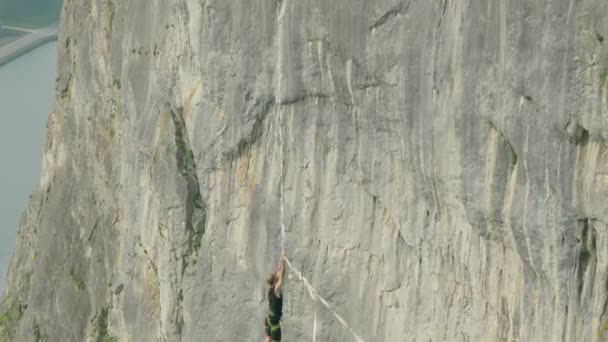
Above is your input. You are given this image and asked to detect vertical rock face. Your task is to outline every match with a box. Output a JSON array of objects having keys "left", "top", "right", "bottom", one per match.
[{"left": 1, "top": 0, "right": 608, "bottom": 341}]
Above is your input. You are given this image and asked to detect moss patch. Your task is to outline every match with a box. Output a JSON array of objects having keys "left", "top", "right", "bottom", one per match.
[
  {"left": 0, "top": 295, "right": 23, "bottom": 340},
  {"left": 69, "top": 267, "right": 86, "bottom": 291},
  {"left": 96, "top": 307, "right": 117, "bottom": 342},
  {"left": 33, "top": 320, "right": 47, "bottom": 342}
]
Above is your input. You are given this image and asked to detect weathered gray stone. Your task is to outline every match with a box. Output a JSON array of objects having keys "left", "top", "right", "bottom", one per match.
[{"left": 2, "top": 0, "right": 608, "bottom": 341}]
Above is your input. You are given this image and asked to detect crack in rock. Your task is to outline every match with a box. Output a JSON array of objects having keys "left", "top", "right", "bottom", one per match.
[
  {"left": 169, "top": 108, "right": 207, "bottom": 268},
  {"left": 223, "top": 95, "right": 275, "bottom": 162},
  {"left": 370, "top": 2, "right": 408, "bottom": 31}
]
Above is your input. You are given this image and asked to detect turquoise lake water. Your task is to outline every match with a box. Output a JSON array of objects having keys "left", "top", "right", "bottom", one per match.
[{"left": 0, "top": 41, "right": 57, "bottom": 294}]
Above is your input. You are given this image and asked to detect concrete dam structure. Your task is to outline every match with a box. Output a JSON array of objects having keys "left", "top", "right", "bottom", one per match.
[{"left": 0, "top": 26, "right": 58, "bottom": 67}]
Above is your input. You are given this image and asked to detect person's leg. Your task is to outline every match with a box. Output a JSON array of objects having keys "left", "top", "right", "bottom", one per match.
[
  {"left": 264, "top": 317, "right": 272, "bottom": 342},
  {"left": 271, "top": 327, "right": 281, "bottom": 341}
]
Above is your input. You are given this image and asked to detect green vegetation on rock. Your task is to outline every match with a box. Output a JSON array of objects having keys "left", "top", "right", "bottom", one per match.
[
  {"left": 33, "top": 320, "right": 48, "bottom": 342},
  {"left": 96, "top": 307, "right": 117, "bottom": 342},
  {"left": 69, "top": 266, "right": 86, "bottom": 291},
  {"left": 0, "top": 295, "right": 23, "bottom": 340}
]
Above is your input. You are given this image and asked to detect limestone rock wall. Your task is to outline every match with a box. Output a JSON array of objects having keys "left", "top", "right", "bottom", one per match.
[{"left": 2, "top": 0, "right": 608, "bottom": 341}]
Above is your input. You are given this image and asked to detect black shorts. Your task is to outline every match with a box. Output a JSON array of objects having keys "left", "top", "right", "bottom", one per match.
[{"left": 264, "top": 317, "right": 282, "bottom": 341}]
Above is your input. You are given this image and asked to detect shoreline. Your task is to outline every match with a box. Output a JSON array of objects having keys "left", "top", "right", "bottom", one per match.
[{"left": 0, "top": 27, "right": 58, "bottom": 67}]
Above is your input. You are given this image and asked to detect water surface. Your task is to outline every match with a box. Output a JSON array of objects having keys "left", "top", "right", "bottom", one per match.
[{"left": 0, "top": 41, "right": 57, "bottom": 294}]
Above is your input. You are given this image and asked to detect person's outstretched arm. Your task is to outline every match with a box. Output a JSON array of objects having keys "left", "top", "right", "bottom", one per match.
[{"left": 275, "top": 256, "right": 286, "bottom": 297}]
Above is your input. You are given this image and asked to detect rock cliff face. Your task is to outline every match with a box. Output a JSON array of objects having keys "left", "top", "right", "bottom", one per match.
[{"left": 2, "top": 0, "right": 608, "bottom": 341}]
